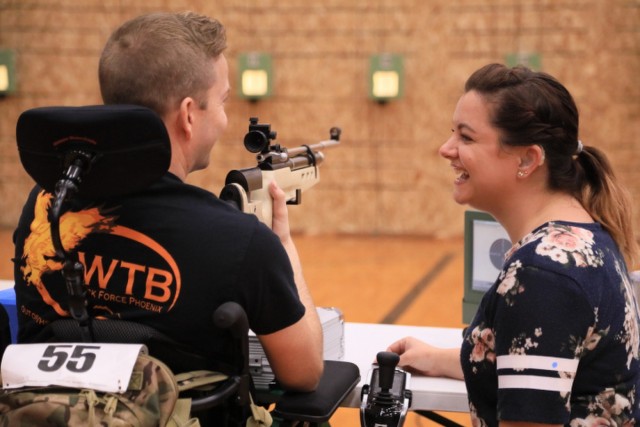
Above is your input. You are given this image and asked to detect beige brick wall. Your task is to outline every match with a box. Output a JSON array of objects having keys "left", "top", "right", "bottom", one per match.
[{"left": 1, "top": 0, "right": 638, "bottom": 238}]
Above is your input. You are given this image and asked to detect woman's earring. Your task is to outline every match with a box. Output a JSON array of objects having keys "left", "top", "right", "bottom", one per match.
[{"left": 517, "top": 170, "right": 527, "bottom": 178}]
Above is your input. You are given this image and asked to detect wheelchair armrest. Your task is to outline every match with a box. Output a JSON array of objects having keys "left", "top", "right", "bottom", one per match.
[
  {"left": 189, "top": 376, "right": 242, "bottom": 412},
  {"left": 271, "top": 360, "right": 360, "bottom": 424}
]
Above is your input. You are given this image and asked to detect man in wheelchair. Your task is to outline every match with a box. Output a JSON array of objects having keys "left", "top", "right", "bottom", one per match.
[{"left": 11, "top": 11, "right": 328, "bottom": 425}]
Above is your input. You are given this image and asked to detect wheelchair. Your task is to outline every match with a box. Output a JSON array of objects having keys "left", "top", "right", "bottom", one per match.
[{"left": 4, "top": 104, "right": 360, "bottom": 426}]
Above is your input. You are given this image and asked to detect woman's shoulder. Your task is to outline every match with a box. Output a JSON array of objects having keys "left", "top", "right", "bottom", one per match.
[
  {"left": 509, "top": 221, "right": 609, "bottom": 267},
  {"left": 505, "top": 221, "right": 626, "bottom": 297}
]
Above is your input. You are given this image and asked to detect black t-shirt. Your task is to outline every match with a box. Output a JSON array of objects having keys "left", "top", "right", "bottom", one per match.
[{"left": 13, "top": 173, "right": 305, "bottom": 370}]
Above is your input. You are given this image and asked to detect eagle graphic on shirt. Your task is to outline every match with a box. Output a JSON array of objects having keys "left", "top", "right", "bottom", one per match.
[
  {"left": 20, "top": 192, "right": 116, "bottom": 316},
  {"left": 20, "top": 191, "right": 181, "bottom": 317}
]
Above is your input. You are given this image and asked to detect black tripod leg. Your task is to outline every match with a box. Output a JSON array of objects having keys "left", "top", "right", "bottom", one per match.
[{"left": 414, "top": 410, "right": 465, "bottom": 427}]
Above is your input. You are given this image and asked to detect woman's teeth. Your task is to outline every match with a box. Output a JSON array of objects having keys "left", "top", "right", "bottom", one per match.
[{"left": 456, "top": 171, "right": 469, "bottom": 182}]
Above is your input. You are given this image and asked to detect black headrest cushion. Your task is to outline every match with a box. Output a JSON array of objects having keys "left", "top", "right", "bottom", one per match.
[{"left": 16, "top": 104, "right": 171, "bottom": 199}]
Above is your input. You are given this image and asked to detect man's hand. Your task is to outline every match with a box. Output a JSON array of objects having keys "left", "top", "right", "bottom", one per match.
[{"left": 268, "top": 180, "right": 292, "bottom": 246}]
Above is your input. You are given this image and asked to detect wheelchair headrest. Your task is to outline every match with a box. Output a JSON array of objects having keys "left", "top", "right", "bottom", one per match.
[{"left": 16, "top": 104, "right": 171, "bottom": 199}]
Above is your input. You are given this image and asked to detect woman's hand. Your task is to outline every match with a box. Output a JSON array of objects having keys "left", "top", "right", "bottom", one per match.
[{"left": 387, "top": 337, "right": 463, "bottom": 380}]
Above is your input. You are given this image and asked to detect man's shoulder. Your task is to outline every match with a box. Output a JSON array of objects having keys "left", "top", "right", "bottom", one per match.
[{"left": 149, "top": 174, "right": 252, "bottom": 217}]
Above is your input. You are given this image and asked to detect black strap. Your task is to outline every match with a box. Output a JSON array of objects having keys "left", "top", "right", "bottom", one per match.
[{"left": 301, "top": 145, "right": 317, "bottom": 166}]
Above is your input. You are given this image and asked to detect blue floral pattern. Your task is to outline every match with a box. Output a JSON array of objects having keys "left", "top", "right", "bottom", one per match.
[{"left": 461, "top": 222, "right": 640, "bottom": 426}]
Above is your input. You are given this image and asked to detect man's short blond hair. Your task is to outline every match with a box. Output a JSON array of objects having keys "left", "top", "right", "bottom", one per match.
[{"left": 99, "top": 11, "right": 227, "bottom": 116}]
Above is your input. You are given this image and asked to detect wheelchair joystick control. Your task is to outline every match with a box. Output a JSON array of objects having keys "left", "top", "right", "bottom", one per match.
[
  {"left": 377, "top": 351, "right": 398, "bottom": 403},
  {"left": 360, "top": 351, "right": 412, "bottom": 427}
]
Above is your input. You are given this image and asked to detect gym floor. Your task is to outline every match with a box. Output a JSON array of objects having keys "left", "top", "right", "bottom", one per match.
[{"left": 0, "top": 227, "right": 471, "bottom": 426}]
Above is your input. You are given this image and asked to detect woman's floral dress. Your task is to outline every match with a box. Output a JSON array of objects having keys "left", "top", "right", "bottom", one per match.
[{"left": 460, "top": 221, "right": 640, "bottom": 426}]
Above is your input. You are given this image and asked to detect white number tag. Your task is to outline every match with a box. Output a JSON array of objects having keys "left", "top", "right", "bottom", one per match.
[{"left": 1, "top": 343, "right": 147, "bottom": 393}]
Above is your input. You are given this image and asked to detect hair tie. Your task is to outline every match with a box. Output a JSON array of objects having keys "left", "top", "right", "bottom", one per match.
[{"left": 576, "top": 140, "right": 583, "bottom": 154}]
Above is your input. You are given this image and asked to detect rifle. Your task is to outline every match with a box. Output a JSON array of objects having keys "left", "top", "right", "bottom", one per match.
[{"left": 220, "top": 117, "right": 341, "bottom": 229}]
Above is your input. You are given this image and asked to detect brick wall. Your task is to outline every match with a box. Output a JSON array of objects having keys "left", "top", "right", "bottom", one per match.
[{"left": 1, "top": 0, "right": 638, "bottom": 238}]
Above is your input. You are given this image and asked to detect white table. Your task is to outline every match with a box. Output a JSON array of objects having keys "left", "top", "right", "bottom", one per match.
[{"left": 340, "top": 322, "right": 468, "bottom": 413}]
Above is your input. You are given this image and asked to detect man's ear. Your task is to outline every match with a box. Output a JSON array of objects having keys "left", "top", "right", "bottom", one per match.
[
  {"left": 519, "top": 145, "right": 545, "bottom": 171},
  {"left": 177, "top": 97, "right": 195, "bottom": 140}
]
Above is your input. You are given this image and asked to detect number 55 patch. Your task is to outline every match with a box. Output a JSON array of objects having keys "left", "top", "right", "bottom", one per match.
[{"left": 1, "top": 343, "right": 147, "bottom": 393}]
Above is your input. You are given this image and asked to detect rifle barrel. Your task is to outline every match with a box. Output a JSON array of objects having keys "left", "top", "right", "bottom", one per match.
[{"left": 287, "top": 138, "right": 340, "bottom": 157}]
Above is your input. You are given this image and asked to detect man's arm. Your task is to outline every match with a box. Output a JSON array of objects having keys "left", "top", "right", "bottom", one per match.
[{"left": 257, "top": 181, "right": 323, "bottom": 391}]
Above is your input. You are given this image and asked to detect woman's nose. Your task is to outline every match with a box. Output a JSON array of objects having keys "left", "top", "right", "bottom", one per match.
[{"left": 439, "top": 135, "right": 456, "bottom": 159}]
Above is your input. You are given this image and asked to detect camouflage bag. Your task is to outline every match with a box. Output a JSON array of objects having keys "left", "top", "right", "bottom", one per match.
[
  {"left": 173, "top": 371, "right": 272, "bottom": 427},
  {"left": 0, "top": 352, "right": 199, "bottom": 426}
]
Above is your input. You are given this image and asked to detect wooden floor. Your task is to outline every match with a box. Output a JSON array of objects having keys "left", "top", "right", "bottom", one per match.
[{"left": 1, "top": 227, "right": 471, "bottom": 426}]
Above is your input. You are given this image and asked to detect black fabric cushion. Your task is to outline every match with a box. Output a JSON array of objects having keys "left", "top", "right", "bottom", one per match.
[
  {"left": 272, "top": 360, "right": 360, "bottom": 423},
  {"left": 16, "top": 104, "right": 171, "bottom": 199}
]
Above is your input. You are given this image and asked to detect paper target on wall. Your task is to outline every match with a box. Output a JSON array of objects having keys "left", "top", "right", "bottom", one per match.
[{"left": 471, "top": 219, "right": 510, "bottom": 293}]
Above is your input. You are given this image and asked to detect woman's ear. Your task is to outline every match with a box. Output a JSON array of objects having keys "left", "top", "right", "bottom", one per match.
[{"left": 519, "top": 145, "right": 545, "bottom": 170}]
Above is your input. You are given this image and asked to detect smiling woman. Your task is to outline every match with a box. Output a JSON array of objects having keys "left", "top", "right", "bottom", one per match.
[
  {"left": 387, "top": 63, "right": 640, "bottom": 426},
  {"left": 440, "top": 90, "right": 523, "bottom": 216}
]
